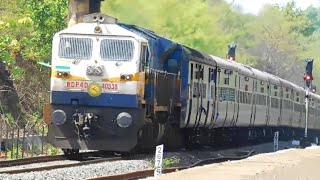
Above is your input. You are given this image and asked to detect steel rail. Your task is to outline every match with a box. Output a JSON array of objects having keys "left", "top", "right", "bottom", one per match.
[
  {"left": 0, "top": 155, "right": 67, "bottom": 168},
  {"left": 87, "top": 150, "right": 256, "bottom": 180},
  {"left": 0, "top": 156, "right": 122, "bottom": 174},
  {"left": 0, "top": 151, "right": 102, "bottom": 168}
]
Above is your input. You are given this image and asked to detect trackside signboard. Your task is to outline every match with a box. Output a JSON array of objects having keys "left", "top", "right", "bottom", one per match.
[{"left": 154, "top": 144, "right": 164, "bottom": 177}]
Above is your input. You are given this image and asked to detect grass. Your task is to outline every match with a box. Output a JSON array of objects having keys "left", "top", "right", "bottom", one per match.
[{"left": 149, "top": 155, "right": 180, "bottom": 168}]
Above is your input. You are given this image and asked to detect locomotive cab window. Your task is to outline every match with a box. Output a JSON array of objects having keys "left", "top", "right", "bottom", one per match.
[{"left": 140, "top": 43, "right": 148, "bottom": 71}]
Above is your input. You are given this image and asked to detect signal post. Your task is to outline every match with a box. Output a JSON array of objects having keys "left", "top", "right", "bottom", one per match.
[{"left": 302, "top": 58, "right": 314, "bottom": 147}]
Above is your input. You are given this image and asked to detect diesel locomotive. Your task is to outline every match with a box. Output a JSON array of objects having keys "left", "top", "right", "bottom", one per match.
[{"left": 43, "top": 13, "right": 320, "bottom": 155}]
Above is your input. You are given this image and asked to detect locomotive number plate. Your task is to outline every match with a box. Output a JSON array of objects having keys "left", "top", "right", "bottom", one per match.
[{"left": 65, "top": 81, "right": 118, "bottom": 91}]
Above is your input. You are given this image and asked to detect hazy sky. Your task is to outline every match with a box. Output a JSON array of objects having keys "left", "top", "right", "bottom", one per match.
[{"left": 225, "top": 0, "right": 320, "bottom": 14}]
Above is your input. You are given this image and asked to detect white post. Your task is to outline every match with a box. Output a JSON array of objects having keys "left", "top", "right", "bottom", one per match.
[
  {"left": 154, "top": 144, "right": 164, "bottom": 177},
  {"left": 273, "top": 131, "right": 279, "bottom": 151},
  {"left": 305, "top": 88, "right": 309, "bottom": 139}
]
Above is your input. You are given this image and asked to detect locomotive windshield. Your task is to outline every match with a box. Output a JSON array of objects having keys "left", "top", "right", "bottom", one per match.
[
  {"left": 100, "top": 39, "right": 134, "bottom": 61},
  {"left": 58, "top": 37, "right": 93, "bottom": 60},
  {"left": 57, "top": 36, "right": 135, "bottom": 62}
]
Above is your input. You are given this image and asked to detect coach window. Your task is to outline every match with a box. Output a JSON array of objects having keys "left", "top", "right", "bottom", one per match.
[
  {"left": 273, "top": 85, "right": 277, "bottom": 96},
  {"left": 312, "top": 99, "right": 315, "bottom": 106},
  {"left": 224, "top": 69, "right": 230, "bottom": 85},
  {"left": 210, "top": 68, "right": 217, "bottom": 83},
  {"left": 195, "top": 64, "right": 203, "bottom": 79},
  {"left": 245, "top": 84, "right": 248, "bottom": 91},
  {"left": 224, "top": 78, "right": 229, "bottom": 85},
  {"left": 261, "top": 87, "right": 264, "bottom": 93}
]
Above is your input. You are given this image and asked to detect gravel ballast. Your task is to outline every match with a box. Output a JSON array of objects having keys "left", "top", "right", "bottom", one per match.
[
  {"left": 0, "top": 160, "right": 151, "bottom": 180},
  {"left": 0, "top": 141, "right": 297, "bottom": 180}
]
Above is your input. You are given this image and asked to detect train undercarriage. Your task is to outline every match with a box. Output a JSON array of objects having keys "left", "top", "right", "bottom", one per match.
[{"left": 58, "top": 107, "right": 319, "bottom": 156}]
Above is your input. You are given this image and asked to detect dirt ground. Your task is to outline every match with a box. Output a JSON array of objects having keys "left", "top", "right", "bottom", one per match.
[{"left": 154, "top": 146, "right": 320, "bottom": 180}]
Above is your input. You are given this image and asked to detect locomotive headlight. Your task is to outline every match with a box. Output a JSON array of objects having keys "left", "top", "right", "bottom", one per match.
[
  {"left": 94, "top": 26, "right": 102, "bottom": 33},
  {"left": 57, "top": 71, "right": 69, "bottom": 78},
  {"left": 116, "top": 112, "right": 132, "bottom": 128},
  {"left": 120, "top": 74, "right": 132, "bottom": 81},
  {"left": 94, "top": 66, "right": 103, "bottom": 76},
  {"left": 63, "top": 72, "right": 69, "bottom": 77},
  {"left": 86, "top": 66, "right": 94, "bottom": 75},
  {"left": 126, "top": 75, "right": 131, "bottom": 80},
  {"left": 52, "top": 110, "right": 67, "bottom": 125}
]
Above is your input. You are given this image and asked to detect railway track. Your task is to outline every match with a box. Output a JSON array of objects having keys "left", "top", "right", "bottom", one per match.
[
  {"left": 0, "top": 155, "right": 66, "bottom": 168},
  {"left": 0, "top": 151, "right": 102, "bottom": 168},
  {"left": 87, "top": 150, "right": 256, "bottom": 180},
  {"left": 0, "top": 155, "right": 123, "bottom": 174},
  {"left": 0, "top": 141, "right": 291, "bottom": 179}
]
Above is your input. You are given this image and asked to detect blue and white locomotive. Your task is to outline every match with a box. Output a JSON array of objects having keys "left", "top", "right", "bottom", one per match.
[{"left": 44, "top": 13, "right": 320, "bottom": 154}]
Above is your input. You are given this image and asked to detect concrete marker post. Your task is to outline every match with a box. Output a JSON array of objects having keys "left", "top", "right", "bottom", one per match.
[{"left": 154, "top": 144, "right": 164, "bottom": 177}]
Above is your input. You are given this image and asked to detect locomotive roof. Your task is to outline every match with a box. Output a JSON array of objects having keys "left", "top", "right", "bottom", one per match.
[{"left": 56, "top": 22, "right": 147, "bottom": 42}]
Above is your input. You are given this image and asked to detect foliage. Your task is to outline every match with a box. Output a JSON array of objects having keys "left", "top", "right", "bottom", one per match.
[
  {"left": 6, "top": 142, "right": 60, "bottom": 159},
  {"left": 0, "top": 0, "right": 67, "bottom": 123},
  {"left": 149, "top": 155, "right": 180, "bottom": 168},
  {"left": 45, "top": 144, "right": 61, "bottom": 155},
  {"left": 2, "top": 113, "right": 15, "bottom": 126},
  {"left": 102, "top": 0, "right": 320, "bottom": 86},
  {"left": 27, "top": 0, "right": 68, "bottom": 60},
  {"left": 7, "top": 144, "right": 23, "bottom": 159},
  {"left": 102, "top": 0, "right": 238, "bottom": 57}
]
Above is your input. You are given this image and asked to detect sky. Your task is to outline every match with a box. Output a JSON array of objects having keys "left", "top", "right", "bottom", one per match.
[{"left": 225, "top": 0, "right": 320, "bottom": 14}]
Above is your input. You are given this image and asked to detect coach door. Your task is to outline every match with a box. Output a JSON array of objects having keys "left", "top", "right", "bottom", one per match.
[
  {"left": 265, "top": 82, "right": 271, "bottom": 126},
  {"left": 194, "top": 65, "right": 210, "bottom": 127},
  {"left": 206, "top": 67, "right": 216, "bottom": 128},
  {"left": 186, "top": 62, "right": 201, "bottom": 127},
  {"left": 185, "top": 62, "right": 215, "bottom": 128},
  {"left": 213, "top": 68, "right": 228, "bottom": 127},
  {"left": 195, "top": 63, "right": 209, "bottom": 127}
]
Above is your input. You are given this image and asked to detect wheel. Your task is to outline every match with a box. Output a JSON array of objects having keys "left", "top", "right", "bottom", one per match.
[{"left": 62, "top": 149, "right": 80, "bottom": 159}]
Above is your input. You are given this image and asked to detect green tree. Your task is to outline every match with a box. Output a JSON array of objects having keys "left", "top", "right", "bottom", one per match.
[
  {"left": 102, "top": 0, "right": 247, "bottom": 58},
  {"left": 242, "top": 3, "right": 314, "bottom": 85},
  {"left": 0, "top": 0, "right": 67, "bottom": 123}
]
